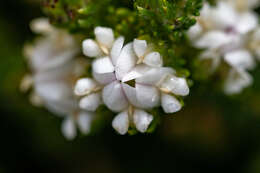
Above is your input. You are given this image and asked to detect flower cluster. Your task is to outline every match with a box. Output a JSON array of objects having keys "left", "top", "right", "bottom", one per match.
[
  {"left": 188, "top": 0, "right": 260, "bottom": 94},
  {"left": 74, "top": 27, "right": 190, "bottom": 135},
  {"left": 21, "top": 18, "right": 95, "bottom": 140}
]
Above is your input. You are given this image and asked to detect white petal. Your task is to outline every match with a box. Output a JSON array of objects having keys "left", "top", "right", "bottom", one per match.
[
  {"left": 74, "top": 78, "right": 97, "bottom": 96},
  {"left": 77, "top": 112, "right": 93, "bottom": 134},
  {"left": 121, "top": 83, "right": 139, "bottom": 107},
  {"left": 45, "top": 99, "right": 77, "bottom": 116},
  {"left": 236, "top": 12, "right": 258, "bottom": 34},
  {"left": 161, "top": 94, "right": 182, "bottom": 113},
  {"left": 160, "top": 75, "right": 190, "bottom": 96},
  {"left": 133, "top": 39, "right": 147, "bottom": 58},
  {"left": 92, "top": 72, "right": 116, "bottom": 85},
  {"left": 112, "top": 111, "right": 129, "bottom": 135},
  {"left": 194, "top": 31, "right": 232, "bottom": 49},
  {"left": 143, "top": 52, "right": 163, "bottom": 67},
  {"left": 94, "top": 27, "right": 114, "bottom": 49},
  {"left": 115, "top": 43, "right": 137, "bottom": 80},
  {"left": 210, "top": 2, "right": 238, "bottom": 29},
  {"left": 136, "top": 84, "right": 160, "bottom": 109},
  {"left": 136, "top": 67, "right": 175, "bottom": 85},
  {"left": 40, "top": 50, "right": 76, "bottom": 71},
  {"left": 224, "top": 50, "right": 255, "bottom": 70},
  {"left": 102, "top": 81, "right": 128, "bottom": 112},
  {"left": 82, "top": 39, "right": 102, "bottom": 57},
  {"left": 61, "top": 117, "right": 76, "bottom": 140},
  {"left": 30, "top": 18, "right": 53, "bottom": 34},
  {"left": 79, "top": 93, "right": 101, "bottom": 111},
  {"left": 92, "top": 56, "right": 115, "bottom": 74},
  {"left": 121, "top": 64, "right": 151, "bottom": 83},
  {"left": 187, "top": 23, "right": 203, "bottom": 41},
  {"left": 35, "top": 81, "right": 71, "bottom": 101},
  {"left": 224, "top": 68, "right": 253, "bottom": 95},
  {"left": 111, "top": 36, "right": 125, "bottom": 65},
  {"left": 133, "top": 109, "right": 153, "bottom": 133}
]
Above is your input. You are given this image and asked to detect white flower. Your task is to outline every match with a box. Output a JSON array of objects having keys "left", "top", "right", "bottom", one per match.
[
  {"left": 187, "top": 1, "right": 258, "bottom": 95},
  {"left": 188, "top": 2, "right": 258, "bottom": 40},
  {"left": 22, "top": 18, "right": 94, "bottom": 140},
  {"left": 75, "top": 26, "right": 190, "bottom": 135}
]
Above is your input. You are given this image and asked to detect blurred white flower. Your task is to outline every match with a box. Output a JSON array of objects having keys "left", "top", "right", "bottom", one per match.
[
  {"left": 75, "top": 26, "right": 190, "bottom": 135},
  {"left": 21, "top": 18, "right": 94, "bottom": 140},
  {"left": 188, "top": 2, "right": 258, "bottom": 40},
  {"left": 187, "top": 1, "right": 259, "bottom": 94}
]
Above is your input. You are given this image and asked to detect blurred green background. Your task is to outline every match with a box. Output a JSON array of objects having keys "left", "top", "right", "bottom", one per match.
[{"left": 1, "top": 1, "right": 260, "bottom": 173}]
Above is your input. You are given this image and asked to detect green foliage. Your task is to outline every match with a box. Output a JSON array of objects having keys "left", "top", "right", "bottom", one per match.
[{"left": 43, "top": 0, "right": 204, "bottom": 71}]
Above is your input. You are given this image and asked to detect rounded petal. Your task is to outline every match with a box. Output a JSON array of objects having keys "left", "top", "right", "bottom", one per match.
[
  {"left": 112, "top": 111, "right": 129, "bottom": 135},
  {"left": 161, "top": 94, "right": 182, "bottom": 113},
  {"left": 61, "top": 117, "right": 76, "bottom": 140},
  {"left": 92, "top": 72, "right": 116, "bottom": 85},
  {"left": 143, "top": 52, "right": 163, "bottom": 67},
  {"left": 133, "top": 109, "right": 153, "bottom": 133},
  {"left": 30, "top": 18, "right": 53, "bottom": 34},
  {"left": 92, "top": 56, "right": 115, "bottom": 74},
  {"left": 160, "top": 75, "right": 190, "bottom": 96},
  {"left": 82, "top": 39, "right": 102, "bottom": 57},
  {"left": 77, "top": 112, "right": 93, "bottom": 134},
  {"left": 45, "top": 99, "right": 77, "bottom": 116},
  {"left": 187, "top": 23, "right": 203, "bottom": 41},
  {"left": 236, "top": 12, "right": 258, "bottom": 34},
  {"left": 35, "top": 81, "right": 71, "bottom": 101},
  {"left": 194, "top": 31, "right": 232, "bottom": 49},
  {"left": 94, "top": 27, "right": 114, "bottom": 49},
  {"left": 224, "top": 50, "right": 255, "bottom": 70},
  {"left": 79, "top": 93, "right": 101, "bottom": 111},
  {"left": 121, "top": 64, "right": 151, "bottom": 83},
  {"left": 133, "top": 39, "right": 147, "bottom": 58},
  {"left": 121, "top": 83, "right": 139, "bottom": 107},
  {"left": 136, "top": 84, "right": 160, "bottom": 109},
  {"left": 74, "top": 78, "right": 97, "bottom": 96},
  {"left": 136, "top": 67, "right": 175, "bottom": 85},
  {"left": 102, "top": 81, "right": 128, "bottom": 112},
  {"left": 224, "top": 68, "right": 253, "bottom": 95},
  {"left": 210, "top": 2, "right": 238, "bottom": 29},
  {"left": 111, "top": 36, "right": 125, "bottom": 65},
  {"left": 115, "top": 43, "right": 137, "bottom": 80}
]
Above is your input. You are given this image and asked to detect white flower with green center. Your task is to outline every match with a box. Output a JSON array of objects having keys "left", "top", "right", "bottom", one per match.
[
  {"left": 187, "top": 1, "right": 258, "bottom": 94},
  {"left": 21, "top": 18, "right": 94, "bottom": 140},
  {"left": 75, "top": 27, "right": 190, "bottom": 135}
]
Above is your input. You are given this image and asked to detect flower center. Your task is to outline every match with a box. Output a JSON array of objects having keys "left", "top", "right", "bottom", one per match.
[{"left": 124, "top": 79, "right": 136, "bottom": 87}]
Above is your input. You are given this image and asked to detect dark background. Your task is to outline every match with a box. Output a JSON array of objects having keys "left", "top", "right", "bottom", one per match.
[{"left": 0, "top": 1, "right": 260, "bottom": 173}]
